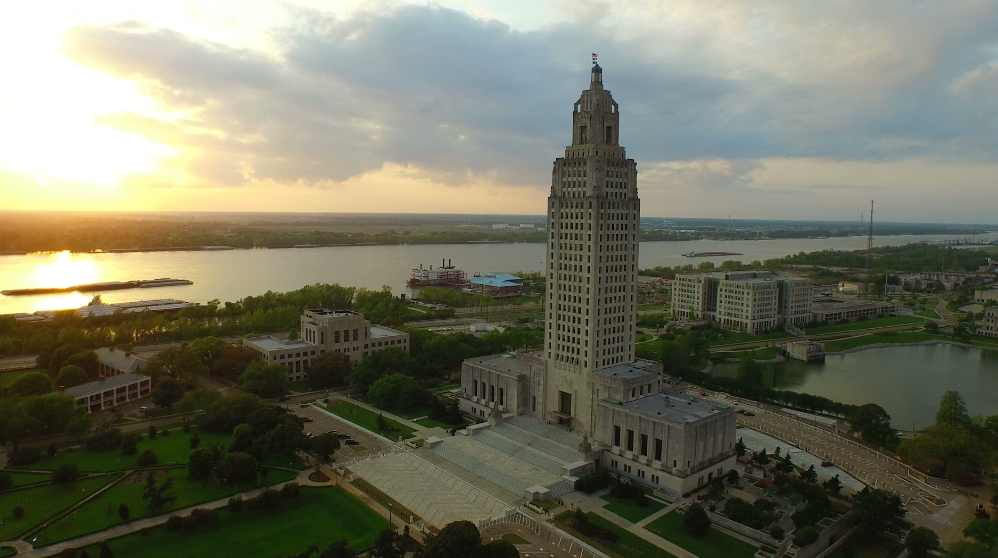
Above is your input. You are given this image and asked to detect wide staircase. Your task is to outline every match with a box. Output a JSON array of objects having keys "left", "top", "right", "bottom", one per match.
[
  {"left": 492, "top": 422, "right": 581, "bottom": 462},
  {"left": 350, "top": 451, "right": 510, "bottom": 528},
  {"left": 428, "top": 443, "right": 532, "bottom": 497},
  {"left": 472, "top": 430, "right": 567, "bottom": 475},
  {"left": 506, "top": 416, "right": 585, "bottom": 449}
]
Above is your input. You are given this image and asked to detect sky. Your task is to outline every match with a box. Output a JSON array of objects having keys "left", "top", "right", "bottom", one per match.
[{"left": 1, "top": 1, "right": 997, "bottom": 223}]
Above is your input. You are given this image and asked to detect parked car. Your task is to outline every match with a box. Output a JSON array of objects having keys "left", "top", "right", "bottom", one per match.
[
  {"left": 344, "top": 439, "right": 360, "bottom": 446},
  {"left": 277, "top": 395, "right": 290, "bottom": 402},
  {"left": 301, "top": 417, "right": 313, "bottom": 423},
  {"left": 337, "top": 433, "right": 351, "bottom": 439}
]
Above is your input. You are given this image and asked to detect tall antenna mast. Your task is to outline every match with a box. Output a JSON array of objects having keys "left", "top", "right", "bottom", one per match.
[{"left": 866, "top": 200, "right": 874, "bottom": 282}]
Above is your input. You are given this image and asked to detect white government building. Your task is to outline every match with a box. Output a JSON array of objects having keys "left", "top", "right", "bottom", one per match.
[
  {"left": 673, "top": 271, "right": 814, "bottom": 334},
  {"left": 456, "top": 63, "right": 737, "bottom": 495}
]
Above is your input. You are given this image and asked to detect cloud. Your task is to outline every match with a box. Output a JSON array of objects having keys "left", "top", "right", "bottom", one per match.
[{"left": 53, "top": 1, "right": 998, "bottom": 223}]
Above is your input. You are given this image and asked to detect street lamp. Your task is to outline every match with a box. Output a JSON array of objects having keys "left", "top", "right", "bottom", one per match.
[{"left": 388, "top": 502, "right": 393, "bottom": 526}]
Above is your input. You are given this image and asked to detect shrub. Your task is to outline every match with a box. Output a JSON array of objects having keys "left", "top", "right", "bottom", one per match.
[
  {"left": 281, "top": 482, "right": 301, "bottom": 498},
  {"left": 165, "top": 515, "right": 184, "bottom": 531},
  {"left": 261, "top": 488, "right": 281, "bottom": 509},
  {"left": 562, "top": 509, "right": 618, "bottom": 542},
  {"left": 189, "top": 434, "right": 201, "bottom": 449},
  {"left": 9, "top": 446, "right": 42, "bottom": 466},
  {"left": 160, "top": 429, "right": 170, "bottom": 436},
  {"left": 148, "top": 425, "right": 157, "bottom": 439},
  {"left": 576, "top": 467, "right": 611, "bottom": 494},
  {"left": 0, "top": 473, "right": 13, "bottom": 490},
  {"left": 48, "top": 443, "right": 58, "bottom": 458},
  {"left": 227, "top": 496, "right": 244, "bottom": 513},
  {"left": 13, "top": 505, "right": 25, "bottom": 519},
  {"left": 183, "top": 508, "right": 218, "bottom": 529},
  {"left": 87, "top": 427, "right": 123, "bottom": 452},
  {"left": 769, "top": 525, "right": 785, "bottom": 540},
  {"left": 136, "top": 449, "right": 157, "bottom": 467},
  {"left": 793, "top": 526, "right": 819, "bottom": 547},
  {"left": 121, "top": 432, "right": 140, "bottom": 455},
  {"left": 52, "top": 463, "right": 80, "bottom": 484},
  {"left": 683, "top": 503, "right": 712, "bottom": 538},
  {"left": 182, "top": 422, "right": 191, "bottom": 433},
  {"left": 119, "top": 503, "right": 130, "bottom": 521}
]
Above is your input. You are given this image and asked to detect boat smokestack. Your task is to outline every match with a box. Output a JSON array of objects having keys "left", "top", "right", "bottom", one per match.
[
  {"left": 448, "top": 259, "right": 451, "bottom": 267},
  {"left": 442, "top": 258, "right": 445, "bottom": 268}
]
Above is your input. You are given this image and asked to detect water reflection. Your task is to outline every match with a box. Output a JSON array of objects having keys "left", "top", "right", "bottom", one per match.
[
  {"left": 713, "top": 344, "right": 998, "bottom": 430},
  {"left": 33, "top": 251, "right": 100, "bottom": 288}
]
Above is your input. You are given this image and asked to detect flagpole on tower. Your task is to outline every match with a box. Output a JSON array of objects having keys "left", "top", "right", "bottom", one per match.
[{"left": 592, "top": 53, "right": 598, "bottom": 65}]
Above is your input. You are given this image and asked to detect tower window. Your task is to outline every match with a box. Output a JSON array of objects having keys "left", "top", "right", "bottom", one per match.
[
  {"left": 580, "top": 126, "right": 588, "bottom": 144},
  {"left": 605, "top": 126, "right": 612, "bottom": 144}
]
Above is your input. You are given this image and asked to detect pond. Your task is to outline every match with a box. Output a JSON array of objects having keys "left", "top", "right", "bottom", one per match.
[{"left": 712, "top": 343, "right": 998, "bottom": 430}]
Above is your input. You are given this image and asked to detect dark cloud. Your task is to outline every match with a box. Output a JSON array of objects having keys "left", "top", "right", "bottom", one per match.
[{"left": 62, "top": 3, "right": 998, "bottom": 190}]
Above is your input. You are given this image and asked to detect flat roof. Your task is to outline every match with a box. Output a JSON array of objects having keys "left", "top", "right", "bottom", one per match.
[
  {"left": 618, "top": 392, "right": 729, "bottom": 424},
  {"left": 370, "top": 325, "right": 406, "bottom": 338},
  {"left": 61, "top": 372, "right": 151, "bottom": 397},
  {"left": 468, "top": 277, "right": 520, "bottom": 288},
  {"left": 305, "top": 308, "right": 358, "bottom": 317},
  {"left": 594, "top": 361, "right": 658, "bottom": 380},
  {"left": 244, "top": 336, "right": 315, "bottom": 352},
  {"left": 465, "top": 353, "right": 533, "bottom": 376}
]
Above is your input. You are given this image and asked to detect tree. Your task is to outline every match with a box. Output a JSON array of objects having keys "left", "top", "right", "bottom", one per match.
[
  {"left": 793, "top": 526, "right": 819, "bottom": 546},
  {"left": 735, "top": 437, "right": 747, "bottom": 457},
  {"left": 848, "top": 488, "right": 907, "bottom": 537},
  {"left": 936, "top": 390, "right": 971, "bottom": 428},
  {"left": 142, "top": 473, "right": 177, "bottom": 515},
  {"left": 482, "top": 540, "right": 519, "bottom": 558},
  {"left": 751, "top": 449, "right": 770, "bottom": 465},
  {"left": 137, "top": 449, "right": 157, "bottom": 467},
  {"left": 726, "top": 469, "right": 739, "bottom": 485},
  {"left": 191, "top": 336, "right": 228, "bottom": 367},
  {"left": 216, "top": 452, "right": 258, "bottom": 484},
  {"left": 173, "top": 389, "right": 223, "bottom": 416},
  {"left": 144, "top": 345, "right": 208, "bottom": 381},
  {"left": 187, "top": 447, "right": 217, "bottom": 481},
  {"left": 56, "top": 365, "right": 90, "bottom": 388},
  {"left": 238, "top": 362, "right": 289, "bottom": 397},
  {"left": 415, "top": 520, "right": 486, "bottom": 558},
  {"left": 148, "top": 424, "right": 158, "bottom": 439},
  {"left": 66, "top": 412, "right": 94, "bottom": 441},
  {"left": 321, "top": 540, "right": 355, "bottom": 558},
  {"left": 736, "top": 353, "right": 763, "bottom": 384},
  {"left": 822, "top": 474, "right": 842, "bottom": 495},
  {"left": 197, "top": 394, "right": 269, "bottom": 432},
  {"left": 349, "top": 349, "right": 416, "bottom": 392},
  {"left": 370, "top": 529, "right": 403, "bottom": 558},
  {"left": 848, "top": 403, "right": 899, "bottom": 449},
  {"left": 228, "top": 423, "right": 255, "bottom": 454},
  {"left": 62, "top": 351, "right": 100, "bottom": 379},
  {"left": 265, "top": 423, "right": 307, "bottom": 456},
  {"left": 52, "top": 463, "right": 80, "bottom": 484},
  {"left": 11, "top": 371, "right": 55, "bottom": 396},
  {"left": 367, "top": 373, "right": 428, "bottom": 412},
  {"left": 152, "top": 377, "right": 185, "bottom": 411},
  {"left": 801, "top": 465, "right": 818, "bottom": 484},
  {"left": 964, "top": 518, "right": 998, "bottom": 550},
  {"left": 905, "top": 527, "right": 940, "bottom": 558},
  {"left": 311, "top": 433, "right": 341, "bottom": 462},
  {"left": 775, "top": 454, "right": 794, "bottom": 474},
  {"left": 99, "top": 541, "right": 115, "bottom": 558},
  {"left": 118, "top": 503, "right": 130, "bottom": 521},
  {"left": 210, "top": 346, "right": 260, "bottom": 380},
  {"left": 896, "top": 424, "right": 991, "bottom": 483},
  {"left": 445, "top": 399, "right": 463, "bottom": 425},
  {"left": 306, "top": 353, "right": 352, "bottom": 389},
  {"left": 682, "top": 503, "right": 711, "bottom": 538}
]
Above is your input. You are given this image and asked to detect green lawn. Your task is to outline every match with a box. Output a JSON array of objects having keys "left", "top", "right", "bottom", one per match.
[
  {"left": 559, "top": 512, "right": 676, "bottom": 558},
  {"left": 17, "top": 429, "right": 232, "bottom": 472},
  {"left": 0, "top": 475, "right": 115, "bottom": 540},
  {"left": 600, "top": 493, "right": 667, "bottom": 523},
  {"left": 72, "top": 486, "right": 390, "bottom": 558},
  {"left": 914, "top": 308, "right": 942, "bottom": 319},
  {"left": 645, "top": 510, "right": 758, "bottom": 558},
  {"left": 806, "top": 315, "right": 925, "bottom": 335},
  {"left": 0, "top": 471, "right": 51, "bottom": 489},
  {"left": 0, "top": 369, "right": 33, "bottom": 387},
  {"left": 826, "top": 533, "right": 904, "bottom": 558},
  {"left": 823, "top": 331, "right": 942, "bottom": 352},
  {"left": 414, "top": 417, "right": 469, "bottom": 430},
  {"left": 43, "top": 467, "right": 298, "bottom": 545},
  {"left": 354, "top": 396, "right": 430, "bottom": 420},
  {"left": 286, "top": 379, "right": 314, "bottom": 393},
  {"left": 326, "top": 401, "right": 416, "bottom": 439}
]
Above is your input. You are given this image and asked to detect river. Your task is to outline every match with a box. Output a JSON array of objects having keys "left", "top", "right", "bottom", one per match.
[
  {"left": 712, "top": 344, "right": 998, "bottom": 429},
  {"left": 0, "top": 233, "right": 994, "bottom": 315}
]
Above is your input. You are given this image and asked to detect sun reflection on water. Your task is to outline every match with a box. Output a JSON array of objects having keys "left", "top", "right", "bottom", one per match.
[{"left": 34, "top": 251, "right": 100, "bottom": 289}]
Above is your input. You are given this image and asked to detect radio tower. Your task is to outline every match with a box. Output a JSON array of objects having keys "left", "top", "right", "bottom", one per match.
[{"left": 866, "top": 200, "right": 874, "bottom": 280}]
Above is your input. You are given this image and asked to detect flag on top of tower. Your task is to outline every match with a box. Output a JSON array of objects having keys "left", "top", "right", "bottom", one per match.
[{"left": 592, "top": 53, "right": 598, "bottom": 64}]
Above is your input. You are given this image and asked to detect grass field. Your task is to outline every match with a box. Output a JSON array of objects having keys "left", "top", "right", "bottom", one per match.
[
  {"left": 645, "top": 510, "right": 758, "bottom": 558},
  {"left": 19, "top": 430, "right": 232, "bottom": 472},
  {"left": 354, "top": 396, "right": 430, "bottom": 420},
  {"left": 599, "top": 493, "right": 668, "bottom": 523},
  {"left": 914, "top": 308, "right": 942, "bottom": 319},
  {"left": 44, "top": 468, "right": 298, "bottom": 544},
  {"left": 326, "top": 401, "right": 416, "bottom": 439},
  {"left": 0, "top": 369, "right": 32, "bottom": 387},
  {"left": 823, "top": 331, "right": 942, "bottom": 352},
  {"left": 0, "top": 471, "right": 51, "bottom": 489},
  {"left": 559, "top": 512, "right": 675, "bottom": 558},
  {"left": 286, "top": 379, "right": 314, "bottom": 393},
  {"left": 806, "top": 315, "right": 924, "bottom": 335},
  {"left": 414, "top": 417, "right": 468, "bottom": 430},
  {"left": 0, "top": 475, "right": 116, "bottom": 540},
  {"left": 711, "top": 331, "right": 794, "bottom": 347},
  {"left": 72, "top": 486, "right": 390, "bottom": 558}
]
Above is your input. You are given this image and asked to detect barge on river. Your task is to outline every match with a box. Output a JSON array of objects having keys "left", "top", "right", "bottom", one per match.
[{"left": 2, "top": 278, "right": 193, "bottom": 296}]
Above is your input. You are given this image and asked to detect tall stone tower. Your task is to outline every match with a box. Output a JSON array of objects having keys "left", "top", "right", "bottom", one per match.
[{"left": 543, "top": 61, "right": 641, "bottom": 434}]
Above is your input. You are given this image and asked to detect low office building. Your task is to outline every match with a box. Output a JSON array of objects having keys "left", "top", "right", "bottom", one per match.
[
  {"left": 94, "top": 347, "right": 146, "bottom": 377},
  {"left": 673, "top": 272, "right": 813, "bottom": 334},
  {"left": 246, "top": 309, "right": 410, "bottom": 381},
  {"left": 975, "top": 290, "right": 998, "bottom": 304},
  {"left": 465, "top": 273, "right": 524, "bottom": 298},
  {"left": 980, "top": 306, "right": 998, "bottom": 338},
  {"left": 811, "top": 297, "right": 898, "bottom": 323},
  {"left": 61, "top": 373, "right": 152, "bottom": 414}
]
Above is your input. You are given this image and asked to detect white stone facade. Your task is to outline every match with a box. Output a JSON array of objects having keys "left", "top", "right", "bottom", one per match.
[
  {"left": 673, "top": 271, "right": 814, "bottom": 333},
  {"left": 979, "top": 306, "right": 998, "bottom": 338}
]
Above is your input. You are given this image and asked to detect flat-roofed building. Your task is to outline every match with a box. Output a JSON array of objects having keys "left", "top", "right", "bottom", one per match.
[
  {"left": 673, "top": 271, "right": 812, "bottom": 333},
  {"left": 94, "top": 347, "right": 146, "bottom": 377},
  {"left": 716, "top": 276, "right": 779, "bottom": 334},
  {"left": 61, "top": 373, "right": 151, "bottom": 414},
  {"left": 243, "top": 337, "right": 317, "bottom": 382},
  {"left": 979, "top": 306, "right": 998, "bottom": 338},
  {"left": 778, "top": 277, "right": 814, "bottom": 327},
  {"left": 811, "top": 297, "right": 898, "bottom": 323},
  {"left": 975, "top": 290, "right": 998, "bottom": 304}
]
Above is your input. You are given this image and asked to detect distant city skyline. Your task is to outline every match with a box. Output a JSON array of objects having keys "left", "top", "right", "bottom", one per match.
[{"left": 2, "top": 1, "right": 997, "bottom": 223}]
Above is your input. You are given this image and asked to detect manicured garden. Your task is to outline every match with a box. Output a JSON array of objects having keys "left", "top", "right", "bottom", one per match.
[
  {"left": 559, "top": 511, "right": 675, "bottom": 558},
  {"left": 645, "top": 510, "right": 758, "bottom": 558},
  {"left": 0, "top": 475, "right": 116, "bottom": 539},
  {"left": 69, "top": 487, "right": 390, "bottom": 558},
  {"left": 805, "top": 315, "right": 925, "bottom": 335},
  {"left": 16, "top": 429, "right": 231, "bottom": 472},
  {"left": 914, "top": 308, "right": 941, "bottom": 319},
  {"left": 0, "top": 471, "right": 51, "bottom": 489},
  {"left": 414, "top": 417, "right": 469, "bottom": 430},
  {"left": 354, "top": 395, "right": 430, "bottom": 420},
  {"left": 600, "top": 491, "right": 667, "bottom": 523},
  {"left": 325, "top": 401, "right": 416, "bottom": 439},
  {"left": 43, "top": 468, "right": 299, "bottom": 544}
]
